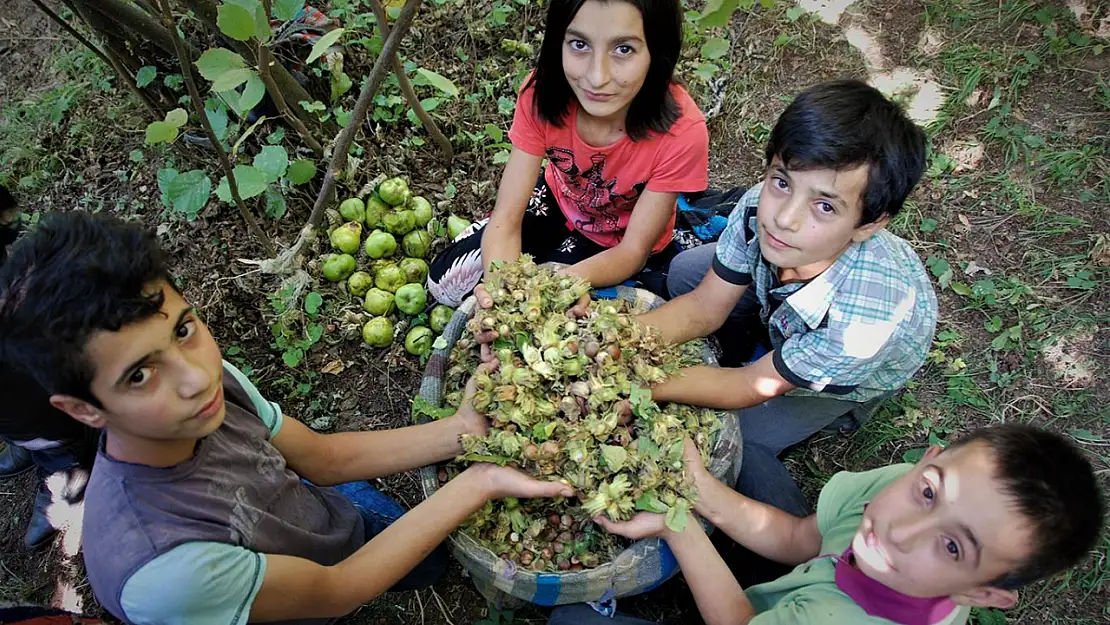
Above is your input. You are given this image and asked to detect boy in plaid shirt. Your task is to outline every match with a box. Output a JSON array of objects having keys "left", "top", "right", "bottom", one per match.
[{"left": 639, "top": 80, "right": 937, "bottom": 515}]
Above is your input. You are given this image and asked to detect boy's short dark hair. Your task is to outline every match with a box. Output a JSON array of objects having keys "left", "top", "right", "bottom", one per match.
[
  {"left": 0, "top": 211, "right": 173, "bottom": 406},
  {"left": 765, "top": 79, "right": 927, "bottom": 225},
  {"left": 950, "top": 424, "right": 1105, "bottom": 589},
  {"left": 527, "top": 0, "right": 684, "bottom": 141}
]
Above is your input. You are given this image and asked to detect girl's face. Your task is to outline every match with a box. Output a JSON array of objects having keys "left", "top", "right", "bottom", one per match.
[{"left": 562, "top": 0, "right": 651, "bottom": 122}]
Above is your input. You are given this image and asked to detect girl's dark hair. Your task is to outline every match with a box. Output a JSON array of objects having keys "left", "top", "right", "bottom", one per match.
[
  {"left": 526, "top": 0, "right": 683, "bottom": 141},
  {"left": 0, "top": 211, "right": 174, "bottom": 406},
  {"left": 764, "top": 79, "right": 927, "bottom": 225},
  {"left": 949, "top": 425, "right": 1105, "bottom": 590}
]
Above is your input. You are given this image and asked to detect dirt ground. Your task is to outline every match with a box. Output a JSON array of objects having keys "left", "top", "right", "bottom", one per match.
[{"left": 1, "top": 0, "right": 1107, "bottom": 624}]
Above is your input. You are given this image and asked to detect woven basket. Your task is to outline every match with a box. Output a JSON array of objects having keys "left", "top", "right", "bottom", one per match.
[{"left": 416, "top": 285, "right": 742, "bottom": 607}]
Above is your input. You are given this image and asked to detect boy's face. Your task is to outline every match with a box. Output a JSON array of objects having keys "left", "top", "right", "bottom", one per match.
[
  {"left": 54, "top": 281, "right": 227, "bottom": 447},
  {"left": 853, "top": 442, "right": 1031, "bottom": 607},
  {"left": 756, "top": 158, "right": 887, "bottom": 277}
]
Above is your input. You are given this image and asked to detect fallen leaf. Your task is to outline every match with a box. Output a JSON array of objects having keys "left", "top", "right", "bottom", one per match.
[
  {"left": 963, "top": 260, "right": 991, "bottom": 276},
  {"left": 321, "top": 359, "right": 346, "bottom": 375},
  {"left": 958, "top": 214, "right": 971, "bottom": 229},
  {"left": 1091, "top": 234, "right": 1110, "bottom": 267}
]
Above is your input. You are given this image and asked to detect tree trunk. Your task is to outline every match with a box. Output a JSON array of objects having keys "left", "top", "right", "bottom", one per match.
[{"left": 74, "top": 0, "right": 194, "bottom": 58}]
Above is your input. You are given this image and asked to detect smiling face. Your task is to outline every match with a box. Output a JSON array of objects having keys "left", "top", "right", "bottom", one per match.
[
  {"left": 756, "top": 158, "right": 888, "bottom": 279},
  {"left": 51, "top": 281, "right": 226, "bottom": 464},
  {"left": 561, "top": 0, "right": 651, "bottom": 122},
  {"left": 854, "top": 443, "right": 1034, "bottom": 605}
]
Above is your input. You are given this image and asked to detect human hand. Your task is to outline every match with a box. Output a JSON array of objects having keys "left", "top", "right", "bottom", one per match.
[
  {"left": 471, "top": 284, "right": 501, "bottom": 362},
  {"left": 566, "top": 292, "right": 591, "bottom": 319},
  {"left": 593, "top": 512, "right": 671, "bottom": 539},
  {"left": 454, "top": 360, "right": 499, "bottom": 437},
  {"left": 467, "top": 463, "right": 575, "bottom": 500},
  {"left": 682, "top": 437, "right": 712, "bottom": 492}
]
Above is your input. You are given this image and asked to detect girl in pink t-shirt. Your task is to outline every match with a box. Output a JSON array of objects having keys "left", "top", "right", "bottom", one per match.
[{"left": 428, "top": 0, "right": 709, "bottom": 307}]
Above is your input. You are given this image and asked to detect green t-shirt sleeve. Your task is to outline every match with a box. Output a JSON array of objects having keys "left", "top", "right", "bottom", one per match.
[
  {"left": 120, "top": 541, "right": 267, "bottom": 625},
  {"left": 223, "top": 360, "right": 284, "bottom": 438},
  {"left": 816, "top": 465, "right": 913, "bottom": 537}
]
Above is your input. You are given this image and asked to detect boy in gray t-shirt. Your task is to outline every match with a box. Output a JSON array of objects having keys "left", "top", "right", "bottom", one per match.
[{"left": 0, "top": 212, "right": 573, "bottom": 625}]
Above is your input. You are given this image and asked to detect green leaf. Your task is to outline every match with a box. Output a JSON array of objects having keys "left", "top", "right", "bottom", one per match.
[
  {"left": 205, "top": 101, "right": 230, "bottom": 141},
  {"left": 785, "top": 6, "right": 806, "bottom": 21},
  {"left": 413, "top": 68, "right": 459, "bottom": 97},
  {"left": 306, "top": 28, "right": 345, "bottom": 65},
  {"left": 484, "top": 123, "right": 504, "bottom": 143},
  {"left": 196, "top": 48, "right": 249, "bottom": 85},
  {"left": 283, "top": 348, "right": 303, "bottom": 368},
  {"left": 694, "top": 62, "right": 720, "bottom": 82},
  {"left": 129, "top": 149, "right": 144, "bottom": 163},
  {"left": 287, "top": 159, "right": 316, "bottom": 184},
  {"left": 157, "top": 167, "right": 179, "bottom": 207},
  {"left": 970, "top": 607, "right": 1007, "bottom": 625},
  {"left": 165, "top": 108, "right": 188, "bottom": 127},
  {"left": 240, "top": 73, "right": 266, "bottom": 114},
  {"left": 411, "top": 396, "right": 456, "bottom": 422},
  {"left": 306, "top": 322, "right": 323, "bottom": 343},
  {"left": 699, "top": 37, "right": 729, "bottom": 60},
  {"left": 330, "top": 70, "right": 353, "bottom": 102},
  {"left": 919, "top": 217, "right": 937, "bottom": 233},
  {"left": 165, "top": 170, "right": 212, "bottom": 218},
  {"left": 664, "top": 499, "right": 689, "bottom": 533},
  {"left": 212, "top": 68, "right": 255, "bottom": 93},
  {"left": 136, "top": 65, "right": 157, "bottom": 88},
  {"left": 1070, "top": 429, "right": 1105, "bottom": 443},
  {"left": 634, "top": 491, "right": 668, "bottom": 513},
  {"left": 273, "top": 0, "right": 305, "bottom": 21},
  {"left": 217, "top": 3, "right": 256, "bottom": 41},
  {"left": 773, "top": 32, "right": 792, "bottom": 47},
  {"left": 698, "top": 0, "right": 740, "bottom": 28},
  {"left": 637, "top": 436, "right": 661, "bottom": 459},
  {"left": 216, "top": 165, "right": 268, "bottom": 202},
  {"left": 253, "top": 145, "right": 289, "bottom": 182},
  {"left": 984, "top": 315, "right": 1003, "bottom": 333},
  {"left": 600, "top": 445, "right": 628, "bottom": 472},
  {"left": 1021, "top": 133, "right": 1045, "bottom": 148},
  {"left": 223, "top": 0, "right": 270, "bottom": 41},
  {"left": 629, "top": 384, "right": 657, "bottom": 417},
  {"left": 950, "top": 281, "right": 972, "bottom": 296},
  {"left": 145, "top": 121, "right": 179, "bottom": 145},
  {"left": 902, "top": 447, "right": 927, "bottom": 463},
  {"left": 264, "top": 186, "right": 287, "bottom": 218}
]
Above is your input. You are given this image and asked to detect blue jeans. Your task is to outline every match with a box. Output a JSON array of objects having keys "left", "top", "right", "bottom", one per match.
[
  {"left": 666, "top": 243, "right": 886, "bottom": 517},
  {"left": 333, "top": 480, "right": 448, "bottom": 591}
]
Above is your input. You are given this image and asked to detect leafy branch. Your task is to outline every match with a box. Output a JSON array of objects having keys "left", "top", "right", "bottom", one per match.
[
  {"left": 155, "top": 0, "right": 275, "bottom": 256},
  {"left": 368, "top": 0, "right": 453, "bottom": 163},
  {"left": 262, "top": 0, "right": 425, "bottom": 275}
]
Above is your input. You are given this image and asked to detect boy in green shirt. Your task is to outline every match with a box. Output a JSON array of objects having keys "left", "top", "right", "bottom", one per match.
[{"left": 579, "top": 425, "right": 1103, "bottom": 625}]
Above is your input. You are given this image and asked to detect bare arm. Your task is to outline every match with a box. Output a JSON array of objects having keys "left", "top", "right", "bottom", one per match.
[
  {"left": 595, "top": 510, "right": 755, "bottom": 625},
  {"left": 249, "top": 465, "right": 573, "bottom": 621},
  {"left": 686, "top": 441, "right": 822, "bottom": 564},
  {"left": 637, "top": 268, "right": 746, "bottom": 345},
  {"left": 481, "top": 148, "right": 544, "bottom": 272},
  {"left": 271, "top": 410, "right": 484, "bottom": 486},
  {"left": 564, "top": 190, "right": 677, "bottom": 287},
  {"left": 651, "top": 351, "right": 795, "bottom": 411},
  {"left": 666, "top": 518, "right": 757, "bottom": 625}
]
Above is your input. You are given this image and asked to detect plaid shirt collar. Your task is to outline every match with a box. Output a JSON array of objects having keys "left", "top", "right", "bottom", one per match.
[{"left": 768, "top": 239, "right": 865, "bottom": 330}]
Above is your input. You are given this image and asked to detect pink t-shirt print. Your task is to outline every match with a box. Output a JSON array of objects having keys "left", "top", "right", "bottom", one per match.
[{"left": 508, "top": 79, "right": 709, "bottom": 253}]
